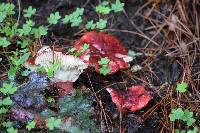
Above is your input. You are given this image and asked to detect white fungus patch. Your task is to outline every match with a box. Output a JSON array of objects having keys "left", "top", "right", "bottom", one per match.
[{"left": 26, "top": 46, "right": 88, "bottom": 82}]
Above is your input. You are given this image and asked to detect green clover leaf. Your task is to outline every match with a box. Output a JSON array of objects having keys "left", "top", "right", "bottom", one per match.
[
  {"left": 0, "top": 12, "right": 6, "bottom": 22},
  {"left": 32, "top": 25, "right": 48, "bottom": 38},
  {"left": 98, "top": 57, "right": 110, "bottom": 65},
  {"left": 99, "top": 66, "right": 110, "bottom": 76},
  {"left": 7, "top": 127, "right": 18, "bottom": 133},
  {"left": 0, "top": 107, "right": 8, "bottom": 114},
  {"left": 111, "top": 0, "right": 124, "bottom": 12},
  {"left": 23, "top": 6, "right": 36, "bottom": 18},
  {"left": 176, "top": 82, "right": 188, "bottom": 93},
  {"left": 96, "top": 19, "right": 107, "bottom": 29},
  {"left": 80, "top": 43, "right": 90, "bottom": 53},
  {"left": 26, "top": 120, "right": 36, "bottom": 131},
  {"left": 2, "top": 121, "right": 13, "bottom": 128},
  {"left": 48, "top": 12, "right": 61, "bottom": 25},
  {"left": 0, "top": 37, "right": 10, "bottom": 47},
  {"left": 169, "top": 108, "right": 184, "bottom": 121},
  {"left": 1, "top": 97, "right": 13, "bottom": 106},
  {"left": 85, "top": 20, "right": 96, "bottom": 30},
  {"left": 46, "top": 117, "right": 62, "bottom": 130},
  {"left": 96, "top": 2, "right": 111, "bottom": 14},
  {"left": 0, "top": 82, "right": 17, "bottom": 95}
]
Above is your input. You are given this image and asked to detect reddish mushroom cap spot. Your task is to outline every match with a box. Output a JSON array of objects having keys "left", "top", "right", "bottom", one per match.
[
  {"left": 74, "top": 31, "right": 133, "bottom": 74},
  {"left": 106, "top": 85, "right": 152, "bottom": 113},
  {"left": 54, "top": 81, "right": 74, "bottom": 97},
  {"left": 26, "top": 57, "right": 35, "bottom": 65}
]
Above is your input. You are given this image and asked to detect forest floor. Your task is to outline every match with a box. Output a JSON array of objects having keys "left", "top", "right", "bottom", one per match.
[{"left": 0, "top": 0, "right": 200, "bottom": 133}]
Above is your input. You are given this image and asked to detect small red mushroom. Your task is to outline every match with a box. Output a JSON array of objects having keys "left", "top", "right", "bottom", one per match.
[
  {"left": 74, "top": 31, "right": 133, "bottom": 75},
  {"left": 106, "top": 85, "right": 152, "bottom": 113}
]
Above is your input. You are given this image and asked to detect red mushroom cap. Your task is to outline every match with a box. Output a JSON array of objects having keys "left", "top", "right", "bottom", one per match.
[
  {"left": 106, "top": 85, "right": 152, "bottom": 113},
  {"left": 74, "top": 31, "right": 133, "bottom": 75},
  {"left": 75, "top": 31, "right": 127, "bottom": 54}
]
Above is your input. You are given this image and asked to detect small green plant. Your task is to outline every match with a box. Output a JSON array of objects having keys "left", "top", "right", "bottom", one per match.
[
  {"left": 0, "top": 83, "right": 18, "bottom": 132},
  {"left": 86, "top": 0, "right": 124, "bottom": 30},
  {"left": 17, "top": 52, "right": 31, "bottom": 65},
  {"left": 47, "top": 96, "right": 55, "bottom": 103},
  {"left": 63, "top": 8, "right": 84, "bottom": 27},
  {"left": 98, "top": 57, "right": 110, "bottom": 75},
  {"left": 95, "top": 0, "right": 124, "bottom": 14},
  {"left": 0, "top": 12, "right": 6, "bottom": 22},
  {"left": 96, "top": 19, "right": 107, "bottom": 30},
  {"left": 0, "top": 96, "right": 13, "bottom": 106},
  {"left": 46, "top": 61, "right": 61, "bottom": 78},
  {"left": 0, "top": 82, "right": 17, "bottom": 114},
  {"left": 176, "top": 82, "right": 188, "bottom": 93},
  {"left": 111, "top": 0, "right": 124, "bottom": 12},
  {"left": 169, "top": 108, "right": 196, "bottom": 126},
  {"left": 18, "top": 20, "right": 35, "bottom": 36},
  {"left": 1, "top": 121, "right": 18, "bottom": 133},
  {"left": 0, "top": 2, "right": 49, "bottom": 84},
  {"left": 0, "top": 82, "right": 17, "bottom": 95},
  {"left": 1, "top": 121, "right": 13, "bottom": 128},
  {"left": 7, "top": 127, "right": 18, "bottom": 133},
  {"left": 46, "top": 117, "right": 62, "bottom": 130},
  {"left": 0, "top": 107, "right": 8, "bottom": 114},
  {"left": 0, "top": 3, "right": 15, "bottom": 17},
  {"left": 68, "top": 43, "right": 90, "bottom": 57},
  {"left": 23, "top": 6, "right": 36, "bottom": 18},
  {"left": 85, "top": 19, "right": 107, "bottom": 30},
  {"left": 1, "top": 23, "right": 18, "bottom": 38},
  {"left": 48, "top": 12, "right": 61, "bottom": 25},
  {"left": 8, "top": 51, "right": 31, "bottom": 80},
  {"left": 26, "top": 120, "right": 36, "bottom": 131},
  {"left": 85, "top": 20, "right": 96, "bottom": 30},
  {"left": 175, "top": 127, "right": 198, "bottom": 133},
  {"left": 187, "top": 127, "right": 198, "bottom": 133},
  {"left": 80, "top": 43, "right": 90, "bottom": 53},
  {"left": 96, "top": 1, "right": 111, "bottom": 14},
  {"left": 31, "top": 25, "right": 48, "bottom": 38},
  {"left": 0, "top": 37, "right": 10, "bottom": 47},
  {"left": 0, "top": 96, "right": 13, "bottom": 114}
]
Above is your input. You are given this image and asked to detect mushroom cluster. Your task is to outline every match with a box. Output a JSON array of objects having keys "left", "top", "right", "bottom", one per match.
[{"left": 25, "top": 32, "right": 152, "bottom": 113}]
